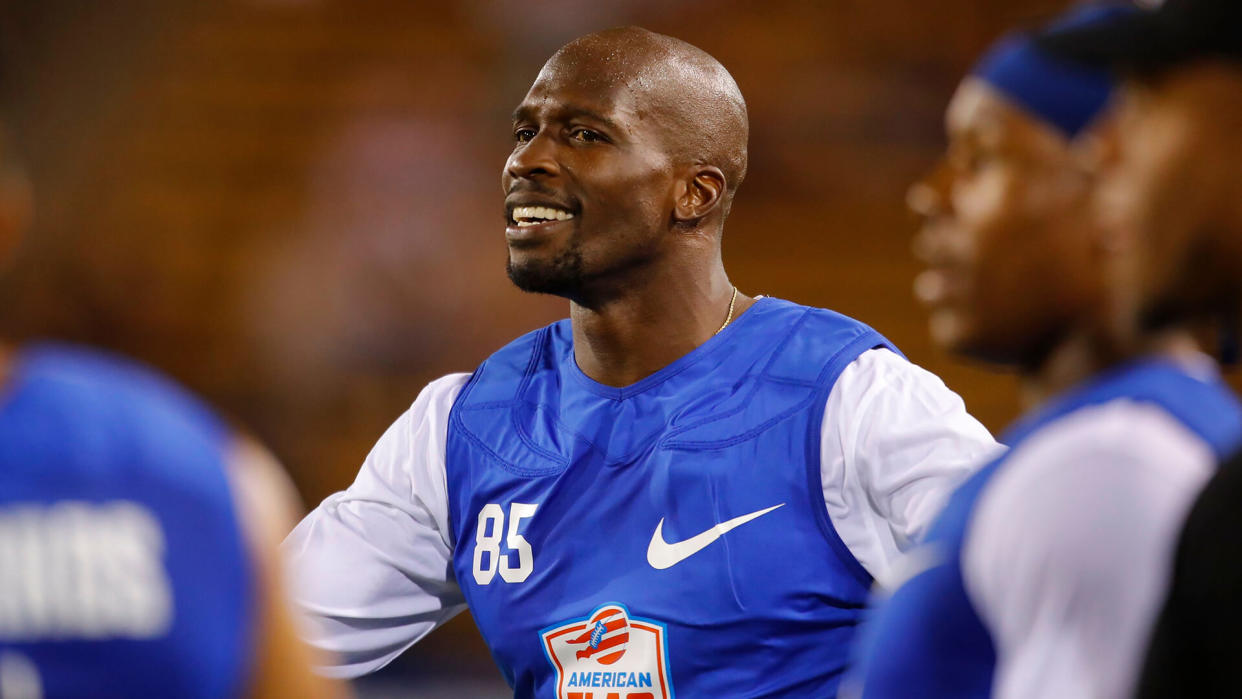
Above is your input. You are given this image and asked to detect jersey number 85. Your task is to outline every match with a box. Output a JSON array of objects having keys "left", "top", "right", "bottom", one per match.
[{"left": 472, "top": 503, "right": 538, "bottom": 585}]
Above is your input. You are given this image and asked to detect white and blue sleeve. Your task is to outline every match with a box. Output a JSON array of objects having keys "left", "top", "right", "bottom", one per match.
[
  {"left": 820, "top": 348, "right": 1003, "bottom": 586},
  {"left": 283, "top": 373, "right": 470, "bottom": 678},
  {"left": 962, "top": 400, "right": 1214, "bottom": 699}
]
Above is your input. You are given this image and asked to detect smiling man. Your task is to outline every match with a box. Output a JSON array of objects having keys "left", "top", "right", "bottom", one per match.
[{"left": 284, "top": 27, "right": 997, "bottom": 697}]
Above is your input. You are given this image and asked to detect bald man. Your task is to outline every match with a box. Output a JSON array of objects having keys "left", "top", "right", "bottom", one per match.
[{"left": 285, "top": 27, "right": 998, "bottom": 697}]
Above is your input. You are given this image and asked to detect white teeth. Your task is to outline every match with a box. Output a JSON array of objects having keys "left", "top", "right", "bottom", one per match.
[{"left": 512, "top": 205, "right": 575, "bottom": 224}]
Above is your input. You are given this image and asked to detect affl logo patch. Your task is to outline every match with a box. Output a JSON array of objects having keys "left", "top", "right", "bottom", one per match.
[{"left": 540, "top": 603, "right": 673, "bottom": 699}]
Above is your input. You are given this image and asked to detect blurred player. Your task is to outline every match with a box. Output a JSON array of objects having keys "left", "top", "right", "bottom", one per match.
[
  {"left": 284, "top": 26, "right": 999, "bottom": 697},
  {"left": 0, "top": 120, "right": 342, "bottom": 696},
  {"left": 847, "top": 4, "right": 1242, "bottom": 698},
  {"left": 1033, "top": 0, "right": 1242, "bottom": 694}
]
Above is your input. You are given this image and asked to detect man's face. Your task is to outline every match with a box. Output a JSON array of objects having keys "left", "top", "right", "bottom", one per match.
[
  {"left": 502, "top": 58, "right": 678, "bottom": 301},
  {"left": 911, "top": 79, "right": 1103, "bottom": 366},
  {"left": 1094, "top": 64, "right": 1242, "bottom": 332}
]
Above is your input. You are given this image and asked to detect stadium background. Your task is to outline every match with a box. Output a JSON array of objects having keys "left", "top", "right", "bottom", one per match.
[{"left": 0, "top": 0, "right": 1095, "bottom": 694}]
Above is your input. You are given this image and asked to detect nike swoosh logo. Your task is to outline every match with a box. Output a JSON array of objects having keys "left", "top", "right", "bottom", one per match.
[{"left": 646, "top": 503, "right": 785, "bottom": 570}]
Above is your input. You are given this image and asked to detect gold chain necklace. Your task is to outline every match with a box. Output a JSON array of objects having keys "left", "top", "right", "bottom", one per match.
[{"left": 715, "top": 286, "right": 738, "bottom": 335}]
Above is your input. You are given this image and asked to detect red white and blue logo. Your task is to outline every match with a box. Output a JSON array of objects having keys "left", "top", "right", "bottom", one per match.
[{"left": 541, "top": 603, "right": 673, "bottom": 699}]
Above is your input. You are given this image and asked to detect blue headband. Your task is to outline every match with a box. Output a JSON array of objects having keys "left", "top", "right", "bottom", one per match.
[{"left": 972, "top": 5, "right": 1132, "bottom": 137}]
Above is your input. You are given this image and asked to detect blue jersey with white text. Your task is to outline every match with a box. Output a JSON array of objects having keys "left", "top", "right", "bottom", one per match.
[
  {"left": 446, "top": 297, "right": 899, "bottom": 698},
  {"left": 851, "top": 358, "right": 1242, "bottom": 698},
  {"left": 0, "top": 345, "right": 253, "bottom": 698}
]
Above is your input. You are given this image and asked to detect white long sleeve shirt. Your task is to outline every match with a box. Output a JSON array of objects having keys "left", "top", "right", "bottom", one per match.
[
  {"left": 284, "top": 347, "right": 1001, "bottom": 677},
  {"left": 963, "top": 399, "right": 1215, "bottom": 699}
]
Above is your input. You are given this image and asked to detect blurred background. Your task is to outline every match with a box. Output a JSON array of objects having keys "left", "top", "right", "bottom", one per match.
[{"left": 0, "top": 0, "right": 1076, "bottom": 695}]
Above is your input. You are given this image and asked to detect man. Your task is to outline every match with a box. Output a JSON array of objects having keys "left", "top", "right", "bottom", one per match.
[
  {"left": 1031, "top": 0, "right": 1242, "bottom": 694},
  {"left": 847, "top": 5, "right": 1242, "bottom": 698},
  {"left": 0, "top": 125, "right": 340, "bottom": 696},
  {"left": 284, "top": 26, "right": 998, "bottom": 698}
]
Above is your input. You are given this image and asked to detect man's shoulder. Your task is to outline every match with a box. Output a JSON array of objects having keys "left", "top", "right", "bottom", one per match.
[
  {"left": 775, "top": 299, "right": 894, "bottom": 348},
  {"left": 7, "top": 342, "right": 232, "bottom": 479},
  {"left": 439, "top": 319, "right": 571, "bottom": 410},
  {"left": 422, "top": 372, "right": 473, "bottom": 399},
  {"left": 756, "top": 299, "right": 902, "bottom": 381},
  {"left": 967, "top": 399, "right": 1215, "bottom": 556},
  {"left": 1004, "top": 398, "right": 1214, "bottom": 483},
  {"left": 1003, "top": 358, "right": 1242, "bottom": 459},
  {"left": 17, "top": 342, "right": 224, "bottom": 427},
  {"left": 466, "top": 301, "right": 891, "bottom": 374},
  {"left": 962, "top": 399, "right": 1216, "bottom": 632},
  {"left": 472, "top": 318, "right": 571, "bottom": 373},
  {"left": 764, "top": 297, "right": 873, "bottom": 330}
]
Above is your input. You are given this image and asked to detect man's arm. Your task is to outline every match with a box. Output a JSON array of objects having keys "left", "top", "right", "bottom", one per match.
[
  {"left": 226, "top": 437, "right": 349, "bottom": 699},
  {"left": 962, "top": 401, "right": 1213, "bottom": 699},
  {"left": 820, "top": 347, "right": 1002, "bottom": 586},
  {"left": 283, "top": 373, "right": 471, "bottom": 678}
]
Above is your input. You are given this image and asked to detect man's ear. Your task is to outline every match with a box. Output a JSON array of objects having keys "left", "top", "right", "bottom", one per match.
[{"left": 672, "top": 166, "right": 726, "bottom": 224}]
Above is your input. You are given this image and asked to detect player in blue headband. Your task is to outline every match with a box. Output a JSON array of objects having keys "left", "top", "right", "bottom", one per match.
[
  {"left": 845, "top": 4, "right": 1242, "bottom": 697},
  {"left": 909, "top": 4, "right": 1122, "bottom": 369}
]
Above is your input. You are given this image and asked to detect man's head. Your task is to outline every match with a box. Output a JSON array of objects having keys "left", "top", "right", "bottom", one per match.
[
  {"left": 1038, "top": 0, "right": 1242, "bottom": 335},
  {"left": 502, "top": 27, "right": 748, "bottom": 304},
  {"left": 910, "top": 7, "right": 1123, "bottom": 367}
]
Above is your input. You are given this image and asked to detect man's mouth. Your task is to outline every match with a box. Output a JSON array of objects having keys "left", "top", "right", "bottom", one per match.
[
  {"left": 510, "top": 205, "right": 576, "bottom": 227},
  {"left": 914, "top": 268, "right": 952, "bottom": 306}
]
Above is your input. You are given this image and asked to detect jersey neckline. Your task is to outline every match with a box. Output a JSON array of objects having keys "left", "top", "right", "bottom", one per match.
[
  {"left": 1002, "top": 353, "right": 1226, "bottom": 447},
  {"left": 563, "top": 295, "right": 780, "bottom": 401}
]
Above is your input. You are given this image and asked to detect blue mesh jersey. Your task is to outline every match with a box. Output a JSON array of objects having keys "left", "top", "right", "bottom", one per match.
[
  {"left": 445, "top": 297, "right": 900, "bottom": 698},
  {"left": 0, "top": 344, "right": 253, "bottom": 698},
  {"left": 851, "top": 358, "right": 1242, "bottom": 698}
]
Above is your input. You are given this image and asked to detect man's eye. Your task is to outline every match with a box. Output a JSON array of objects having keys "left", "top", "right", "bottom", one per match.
[
  {"left": 514, "top": 128, "right": 537, "bottom": 143},
  {"left": 571, "top": 128, "right": 603, "bottom": 143}
]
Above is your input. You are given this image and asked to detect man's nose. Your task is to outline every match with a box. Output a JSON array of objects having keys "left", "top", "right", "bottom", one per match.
[
  {"left": 506, "top": 132, "right": 561, "bottom": 182},
  {"left": 907, "top": 158, "right": 952, "bottom": 221},
  {"left": 908, "top": 159, "right": 957, "bottom": 265}
]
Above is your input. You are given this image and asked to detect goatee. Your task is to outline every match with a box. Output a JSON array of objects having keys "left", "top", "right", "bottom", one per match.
[{"left": 506, "top": 247, "right": 586, "bottom": 298}]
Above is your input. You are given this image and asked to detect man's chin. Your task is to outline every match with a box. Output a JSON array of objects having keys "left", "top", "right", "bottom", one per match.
[
  {"left": 928, "top": 309, "right": 970, "bottom": 353},
  {"left": 505, "top": 252, "right": 584, "bottom": 298},
  {"left": 932, "top": 312, "right": 1032, "bottom": 367}
]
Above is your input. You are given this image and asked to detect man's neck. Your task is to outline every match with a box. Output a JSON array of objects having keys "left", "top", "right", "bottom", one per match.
[
  {"left": 1018, "top": 325, "right": 1205, "bottom": 411},
  {"left": 569, "top": 257, "right": 754, "bottom": 388},
  {"left": 1138, "top": 328, "right": 1213, "bottom": 374},
  {"left": 1018, "top": 329, "right": 1120, "bottom": 411}
]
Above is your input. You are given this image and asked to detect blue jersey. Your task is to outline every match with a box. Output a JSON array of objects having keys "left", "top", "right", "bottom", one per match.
[
  {"left": 445, "top": 297, "right": 898, "bottom": 698},
  {"left": 0, "top": 345, "right": 253, "bottom": 698},
  {"left": 851, "top": 358, "right": 1242, "bottom": 698}
]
